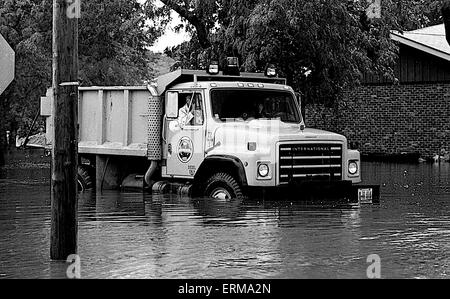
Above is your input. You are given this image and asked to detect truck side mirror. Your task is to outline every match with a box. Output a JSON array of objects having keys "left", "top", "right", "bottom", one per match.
[
  {"left": 166, "top": 91, "right": 179, "bottom": 119},
  {"left": 295, "top": 92, "right": 306, "bottom": 122},
  {"left": 295, "top": 92, "right": 302, "bottom": 105}
]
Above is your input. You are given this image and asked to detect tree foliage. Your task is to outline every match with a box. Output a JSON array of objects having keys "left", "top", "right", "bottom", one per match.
[
  {"left": 0, "top": 0, "right": 168, "bottom": 137},
  {"left": 0, "top": 0, "right": 53, "bottom": 136},
  {"left": 395, "top": 0, "right": 445, "bottom": 30},
  {"left": 160, "top": 0, "right": 218, "bottom": 48},
  {"left": 162, "top": 0, "right": 446, "bottom": 105},
  {"left": 79, "top": 0, "right": 169, "bottom": 85}
]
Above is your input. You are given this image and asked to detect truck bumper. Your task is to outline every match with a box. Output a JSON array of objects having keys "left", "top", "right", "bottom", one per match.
[{"left": 248, "top": 181, "right": 380, "bottom": 204}]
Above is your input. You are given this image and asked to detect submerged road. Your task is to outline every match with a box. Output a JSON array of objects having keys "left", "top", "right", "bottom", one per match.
[{"left": 0, "top": 153, "right": 449, "bottom": 279}]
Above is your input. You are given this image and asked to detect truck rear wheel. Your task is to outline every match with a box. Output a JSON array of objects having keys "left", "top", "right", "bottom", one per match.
[
  {"left": 78, "top": 165, "right": 94, "bottom": 191},
  {"left": 204, "top": 173, "right": 243, "bottom": 200}
]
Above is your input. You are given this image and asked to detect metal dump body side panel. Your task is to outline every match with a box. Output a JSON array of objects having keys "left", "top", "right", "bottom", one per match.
[
  {"left": 78, "top": 90, "right": 100, "bottom": 144},
  {"left": 78, "top": 87, "right": 150, "bottom": 157}
]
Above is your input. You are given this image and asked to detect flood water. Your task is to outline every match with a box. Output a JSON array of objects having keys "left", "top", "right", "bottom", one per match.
[{"left": 1, "top": 152, "right": 449, "bottom": 279}]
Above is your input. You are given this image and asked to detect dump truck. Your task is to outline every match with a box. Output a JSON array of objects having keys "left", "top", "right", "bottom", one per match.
[{"left": 40, "top": 60, "right": 379, "bottom": 203}]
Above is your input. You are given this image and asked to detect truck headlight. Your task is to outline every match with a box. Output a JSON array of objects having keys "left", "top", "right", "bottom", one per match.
[
  {"left": 258, "top": 163, "right": 270, "bottom": 178},
  {"left": 348, "top": 160, "right": 358, "bottom": 175}
]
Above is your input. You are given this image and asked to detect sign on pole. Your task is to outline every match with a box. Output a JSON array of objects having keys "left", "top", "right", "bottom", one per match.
[
  {"left": 0, "top": 33, "right": 15, "bottom": 95},
  {"left": 366, "top": 0, "right": 382, "bottom": 19}
]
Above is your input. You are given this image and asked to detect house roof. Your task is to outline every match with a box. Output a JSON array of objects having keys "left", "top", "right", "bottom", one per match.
[{"left": 390, "top": 24, "right": 450, "bottom": 62}]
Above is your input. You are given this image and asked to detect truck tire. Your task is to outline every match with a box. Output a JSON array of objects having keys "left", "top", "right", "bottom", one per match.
[
  {"left": 78, "top": 165, "right": 94, "bottom": 191},
  {"left": 204, "top": 173, "right": 244, "bottom": 200}
]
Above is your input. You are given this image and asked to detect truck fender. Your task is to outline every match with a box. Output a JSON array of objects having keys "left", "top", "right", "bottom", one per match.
[{"left": 194, "top": 155, "right": 248, "bottom": 188}]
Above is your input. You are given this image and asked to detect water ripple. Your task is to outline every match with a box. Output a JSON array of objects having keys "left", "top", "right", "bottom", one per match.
[{"left": 1, "top": 162, "right": 450, "bottom": 278}]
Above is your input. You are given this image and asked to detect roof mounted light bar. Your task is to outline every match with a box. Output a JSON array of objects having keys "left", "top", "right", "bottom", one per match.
[
  {"left": 156, "top": 69, "right": 287, "bottom": 95},
  {"left": 265, "top": 63, "right": 277, "bottom": 77},
  {"left": 222, "top": 57, "right": 240, "bottom": 76},
  {"left": 207, "top": 58, "right": 280, "bottom": 79},
  {"left": 207, "top": 60, "right": 219, "bottom": 75}
]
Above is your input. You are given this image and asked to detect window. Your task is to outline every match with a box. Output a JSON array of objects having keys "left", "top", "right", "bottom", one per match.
[
  {"left": 211, "top": 89, "right": 301, "bottom": 124},
  {"left": 177, "top": 92, "right": 204, "bottom": 126}
]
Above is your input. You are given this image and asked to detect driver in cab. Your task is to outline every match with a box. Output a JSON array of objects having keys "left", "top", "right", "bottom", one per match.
[
  {"left": 169, "top": 94, "right": 199, "bottom": 132},
  {"left": 255, "top": 101, "right": 268, "bottom": 118},
  {"left": 178, "top": 94, "right": 194, "bottom": 127},
  {"left": 255, "top": 97, "right": 285, "bottom": 120},
  {"left": 243, "top": 99, "right": 268, "bottom": 121}
]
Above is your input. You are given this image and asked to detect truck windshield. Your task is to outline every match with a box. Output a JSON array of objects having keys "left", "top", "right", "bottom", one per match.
[{"left": 211, "top": 89, "right": 302, "bottom": 123}]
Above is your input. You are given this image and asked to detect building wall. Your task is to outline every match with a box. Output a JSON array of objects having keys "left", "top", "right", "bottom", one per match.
[
  {"left": 363, "top": 45, "right": 450, "bottom": 84},
  {"left": 306, "top": 83, "right": 450, "bottom": 159}
]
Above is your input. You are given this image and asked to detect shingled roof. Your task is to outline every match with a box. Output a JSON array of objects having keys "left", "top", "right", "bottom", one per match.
[{"left": 390, "top": 24, "right": 450, "bottom": 62}]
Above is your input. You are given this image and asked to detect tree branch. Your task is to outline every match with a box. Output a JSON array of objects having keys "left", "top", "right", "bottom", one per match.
[{"left": 160, "top": 0, "right": 211, "bottom": 49}]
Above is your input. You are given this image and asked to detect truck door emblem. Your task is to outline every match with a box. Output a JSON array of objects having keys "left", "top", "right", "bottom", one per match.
[{"left": 177, "top": 137, "right": 194, "bottom": 163}]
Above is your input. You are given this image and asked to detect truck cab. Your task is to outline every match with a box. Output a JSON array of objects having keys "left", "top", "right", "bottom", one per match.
[{"left": 155, "top": 67, "right": 361, "bottom": 200}]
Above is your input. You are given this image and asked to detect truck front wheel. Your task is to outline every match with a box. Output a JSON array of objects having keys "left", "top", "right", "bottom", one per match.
[{"left": 204, "top": 173, "right": 244, "bottom": 200}]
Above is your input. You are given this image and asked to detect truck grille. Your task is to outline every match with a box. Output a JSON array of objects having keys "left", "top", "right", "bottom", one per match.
[{"left": 279, "top": 143, "right": 343, "bottom": 184}]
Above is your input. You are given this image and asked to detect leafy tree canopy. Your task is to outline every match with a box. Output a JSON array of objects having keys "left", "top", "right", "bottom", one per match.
[{"left": 162, "top": 0, "right": 446, "bottom": 105}]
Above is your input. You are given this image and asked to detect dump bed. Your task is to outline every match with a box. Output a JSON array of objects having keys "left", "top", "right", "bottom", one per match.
[{"left": 41, "top": 86, "right": 162, "bottom": 158}]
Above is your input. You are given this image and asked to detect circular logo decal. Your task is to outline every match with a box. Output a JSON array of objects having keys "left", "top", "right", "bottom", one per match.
[{"left": 177, "top": 137, "right": 194, "bottom": 163}]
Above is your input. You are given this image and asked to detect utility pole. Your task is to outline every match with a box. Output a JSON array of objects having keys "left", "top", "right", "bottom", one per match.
[{"left": 50, "top": 0, "right": 79, "bottom": 260}]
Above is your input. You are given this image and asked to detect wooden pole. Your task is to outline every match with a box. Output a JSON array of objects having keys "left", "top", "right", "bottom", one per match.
[{"left": 50, "top": 0, "right": 79, "bottom": 260}]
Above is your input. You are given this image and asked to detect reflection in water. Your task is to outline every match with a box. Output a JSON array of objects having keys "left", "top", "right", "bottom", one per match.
[{"left": 0, "top": 162, "right": 449, "bottom": 278}]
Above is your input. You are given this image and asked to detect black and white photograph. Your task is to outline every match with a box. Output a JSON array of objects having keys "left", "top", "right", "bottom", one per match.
[{"left": 0, "top": 0, "right": 449, "bottom": 284}]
